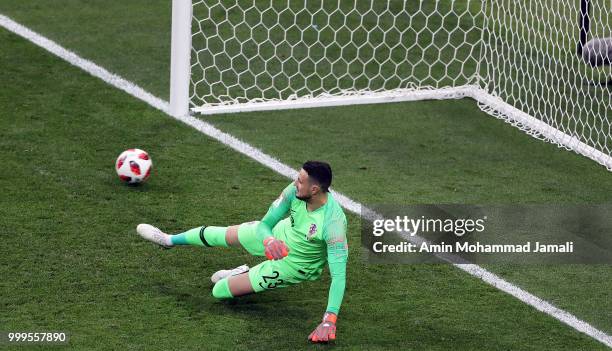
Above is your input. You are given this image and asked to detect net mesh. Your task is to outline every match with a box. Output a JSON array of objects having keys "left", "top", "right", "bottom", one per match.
[
  {"left": 189, "top": 0, "right": 612, "bottom": 168},
  {"left": 190, "top": 0, "right": 483, "bottom": 106},
  {"left": 480, "top": 0, "right": 612, "bottom": 161}
]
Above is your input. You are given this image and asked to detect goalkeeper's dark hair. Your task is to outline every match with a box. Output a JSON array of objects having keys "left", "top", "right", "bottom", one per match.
[{"left": 302, "top": 160, "right": 332, "bottom": 193}]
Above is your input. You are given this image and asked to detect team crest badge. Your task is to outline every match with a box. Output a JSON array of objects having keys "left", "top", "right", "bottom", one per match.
[{"left": 306, "top": 223, "right": 317, "bottom": 240}]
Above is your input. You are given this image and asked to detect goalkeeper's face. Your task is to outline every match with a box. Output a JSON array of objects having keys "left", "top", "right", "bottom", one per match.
[{"left": 295, "top": 169, "right": 317, "bottom": 201}]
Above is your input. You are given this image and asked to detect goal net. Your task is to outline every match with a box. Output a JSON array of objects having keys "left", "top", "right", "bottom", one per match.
[{"left": 171, "top": 0, "right": 612, "bottom": 169}]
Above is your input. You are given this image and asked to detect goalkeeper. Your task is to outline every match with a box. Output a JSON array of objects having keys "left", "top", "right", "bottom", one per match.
[{"left": 136, "top": 161, "right": 348, "bottom": 343}]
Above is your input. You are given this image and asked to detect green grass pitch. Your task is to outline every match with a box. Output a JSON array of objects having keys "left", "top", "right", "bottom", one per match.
[{"left": 0, "top": 1, "right": 611, "bottom": 350}]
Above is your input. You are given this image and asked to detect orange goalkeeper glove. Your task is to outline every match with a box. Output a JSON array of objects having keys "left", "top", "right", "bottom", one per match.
[
  {"left": 308, "top": 312, "right": 337, "bottom": 343},
  {"left": 263, "top": 237, "right": 289, "bottom": 260}
]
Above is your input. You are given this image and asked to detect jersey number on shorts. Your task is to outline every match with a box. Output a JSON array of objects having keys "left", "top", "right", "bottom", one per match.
[{"left": 259, "top": 270, "right": 284, "bottom": 289}]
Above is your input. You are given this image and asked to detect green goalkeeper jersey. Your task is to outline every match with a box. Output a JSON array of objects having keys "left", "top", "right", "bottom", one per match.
[{"left": 256, "top": 182, "right": 348, "bottom": 314}]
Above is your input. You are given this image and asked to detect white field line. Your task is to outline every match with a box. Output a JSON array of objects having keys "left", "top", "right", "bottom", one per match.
[{"left": 1, "top": 14, "right": 610, "bottom": 348}]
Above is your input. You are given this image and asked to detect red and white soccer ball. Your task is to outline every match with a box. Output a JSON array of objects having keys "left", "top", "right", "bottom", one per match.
[{"left": 115, "top": 148, "right": 152, "bottom": 184}]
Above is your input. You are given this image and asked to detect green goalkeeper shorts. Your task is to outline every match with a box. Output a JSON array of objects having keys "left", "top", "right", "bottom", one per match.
[{"left": 237, "top": 220, "right": 313, "bottom": 293}]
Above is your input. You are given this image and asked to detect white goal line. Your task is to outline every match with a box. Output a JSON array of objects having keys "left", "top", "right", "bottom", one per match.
[
  {"left": 1, "top": 13, "right": 609, "bottom": 348},
  {"left": 192, "top": 86, "right": 612, "bottom": 170}
]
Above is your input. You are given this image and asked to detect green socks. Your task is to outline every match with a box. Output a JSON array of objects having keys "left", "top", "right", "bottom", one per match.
[
  {"left": 212, "top": 278, "right": 233, "bottom": 299},
  {"left": 170, "top": 226, "right": 228, "bottom": 247}
]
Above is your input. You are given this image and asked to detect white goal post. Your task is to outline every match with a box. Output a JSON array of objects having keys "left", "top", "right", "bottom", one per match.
[{"left": 169, "top": 0, "right": 612, "bottom": 169}]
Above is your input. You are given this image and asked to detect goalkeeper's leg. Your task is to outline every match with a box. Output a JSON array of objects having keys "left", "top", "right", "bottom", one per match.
[
  {"left": 212, "top": 258, "right": 308, "bottom": 299},
  {"left": 170, "top": 224, "right": 237, "bottom": 248},
  {"left": 137, "top": 221, "right": 264, "bottom": 252}
]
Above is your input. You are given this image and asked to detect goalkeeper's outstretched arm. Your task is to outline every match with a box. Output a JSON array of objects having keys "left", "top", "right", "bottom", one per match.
[
  {"left": 310, "top": 218, "right": 348, "bottom": 343},
  {"left": 325, "top": 258, "right": 347, "bottom": 316}
]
